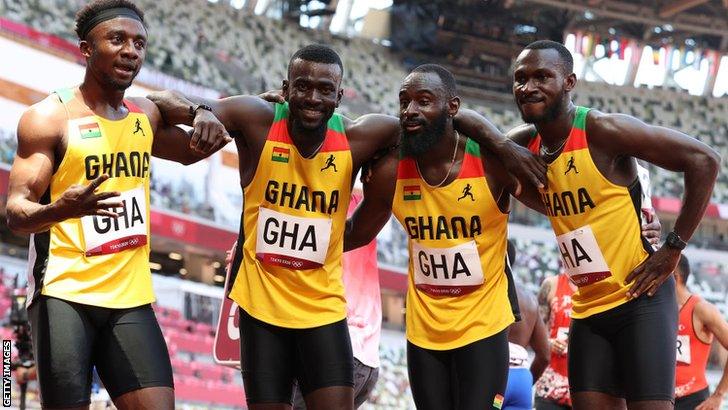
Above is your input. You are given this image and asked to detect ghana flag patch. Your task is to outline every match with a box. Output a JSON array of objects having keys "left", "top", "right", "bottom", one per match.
[
  {"left": 272, "top": 146, "right": 290, "bottom": 163},
  {"left": 403, "top": 185, "right": 421, "bottom": 201},
  {"left": 79, "top": 122, "right": 101, "bottom": 139},
  {"left": 493, "top": 394, "right": 504, "bottom": 409}
]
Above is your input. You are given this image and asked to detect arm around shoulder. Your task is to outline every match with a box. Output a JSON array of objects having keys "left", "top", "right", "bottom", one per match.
[{"left": 344, "top": 148, "right": 398, "bottom": 251}]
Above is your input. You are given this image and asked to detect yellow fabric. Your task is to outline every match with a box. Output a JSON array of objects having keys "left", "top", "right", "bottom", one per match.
[
  {"left": 230, "top": 105, "right": 352, "bottom": 328},
  {"left": 391, "top": 140, "right": 514, "bottom": 350},
  {"left": 40, "top": 90, "right": 154, "bottom": 308},
  {"left": 535, "top": 109, "right": 649, "bottom": 319}
]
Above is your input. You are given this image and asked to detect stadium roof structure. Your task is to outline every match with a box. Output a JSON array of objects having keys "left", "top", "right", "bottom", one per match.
[{"left": 427, "top": 0, "right": 728, "bottom": 51}]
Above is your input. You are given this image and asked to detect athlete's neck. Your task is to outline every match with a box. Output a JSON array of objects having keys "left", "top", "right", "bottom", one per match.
[
  {"left": 79, "top": 72, "right": 128, "bottom": 120},
  {"left": 534, "top": 102, "right": 576, "bottom": 151},
  {"left": 417, "top": 125, "right": 459, "bottom": 170},
  {"left": 288, "top": 121, "right": 327, "bottom": 158},
  {"left": 676, "top": 283, "right": 692, "bottom": 307}
]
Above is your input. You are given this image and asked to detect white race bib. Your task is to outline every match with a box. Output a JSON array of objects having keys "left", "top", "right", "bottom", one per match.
[
  {"left": 555, "top": 225, "right": 611, "bottom": 287},
  {"left": 676, "top": 334, "right": 691, "bottom": 364},
  {"left": 80, "top": 186, "right": 148, "bottom": 256},
  {"left": 256, "top": 207, "right": 332, "bottom": 269},
  {"left": 412, "top": 240, "right": 484, "bottom": 297}
]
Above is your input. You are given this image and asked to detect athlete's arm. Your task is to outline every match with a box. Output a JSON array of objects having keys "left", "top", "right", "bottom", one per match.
[
  {"left": 6, "top": 99, "right": 122, "bottom": 234},
  {"left": 131, "top": 97, "right": 231, "bottom": 164},
  {"left": 147, "top": 90, "right": 274, "bottom": 147},
  {"left": 589, "top": 114, "right": 721, "bottom": 298},
  {"left": 344, "top": 149, "right": 398, "bottom": 251},
  {"left": 529, "top": 306, "right": 550, "bottom": 382},
  {"left": 695, "top": 301, "right": 728, "bottom": 410},
  {"left": 455, "top": 109, "right": 546, "bottom": 191},
  {"left": 345, "top": 113, "right": 401, "bottom": 171}
]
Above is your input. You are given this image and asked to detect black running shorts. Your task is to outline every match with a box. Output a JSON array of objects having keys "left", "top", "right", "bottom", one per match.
[
  {"left": 675, "top": 387, "right": 710, "bottom": 410},
  {"left": 568, "top": 277, "right": 678, "bottom": 403},
  {"left": 28, "top": 296, "right": 174, "bottom": 407},
  {"left": 239, "top": 308, "right": 354, "bottom": 404},
  {"left": 407, "top": 328, "right": 509, "bottom": 410}
]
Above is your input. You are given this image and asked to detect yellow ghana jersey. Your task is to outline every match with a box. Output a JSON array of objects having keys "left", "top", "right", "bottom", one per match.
[
  {"left": 392, "top": 138, "right": 514, "bottom": 350},
  {"left": 229, "top": 102, "right": 353, "bottom": 328},
  {"left": 527, "top": 106, "right": 652, "bottom": 319},
  {"left": 27, "top": 87, "right": 154, "bottom": 308}
]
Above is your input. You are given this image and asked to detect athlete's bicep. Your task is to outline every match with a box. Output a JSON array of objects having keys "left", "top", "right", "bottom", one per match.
[
  {"left": 702, "top": 303, "right": 728, "bottom": 349},
  {"left": 8, "top": 105, "right": 61, "bottom": 205},
  {"left": 347, "top": 114, "right": 400, "bottom": 165}
]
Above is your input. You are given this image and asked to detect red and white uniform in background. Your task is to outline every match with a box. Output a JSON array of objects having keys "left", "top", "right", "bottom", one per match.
[
  {"left": 675, "top": 295, "right": 712, "bottom": 398},
  {"left": 343, "top": 193, "right": 381, "bottom": 369},
  {"left": 535, "top": 274, "right": 574, "bottom": 407}
]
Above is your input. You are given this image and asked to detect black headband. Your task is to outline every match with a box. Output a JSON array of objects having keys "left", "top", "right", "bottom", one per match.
[{"left": 78, "top": 7, "right": 144, "bottom": 40}]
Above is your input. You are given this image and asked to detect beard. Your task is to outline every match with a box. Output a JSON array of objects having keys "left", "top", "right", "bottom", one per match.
[
  {"left": 519, "top": 92, "right": 566, "bottom": 124},
  {"left": 107, "top": 76, "right": 135, "bottom": 91},
  {"left": 400, "top": 111, "right": 448, "bottom": 158}
]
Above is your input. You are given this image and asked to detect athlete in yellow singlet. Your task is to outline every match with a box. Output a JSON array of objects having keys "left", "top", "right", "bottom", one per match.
[
  {"left": 5, "top": 1, "right": 229, "bottom": 408},
  {"left": 344, "top": 64, "right": 548, "bottom": 410},
  {"left": 506, "top": 40, "right": 719, "bottom": 410},
  {"left": 148, "top": 43, "right": 550, "bottom": 409}
]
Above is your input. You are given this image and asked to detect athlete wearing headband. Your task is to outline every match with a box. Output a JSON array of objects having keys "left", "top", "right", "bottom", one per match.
[{"left": 8, "top": 0, "right": 230, "bottom": 408}]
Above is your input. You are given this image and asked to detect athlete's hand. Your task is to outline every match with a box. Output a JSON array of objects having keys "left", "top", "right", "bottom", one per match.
[
  {"left": 625, "top": 246, "right": 681, "bottom": 299},
  {"left": 695, "top": 394, "right": 723, "bottom": 410},
  {"left": 641, "top": 217, "right": 662, "bottom": 246},
  {"left": 54, "top": 174, "right": 122, "bottom": 219},
  {"left": 258, "top": 89, "right": 285, "bottom": 104},
  {"left": 190, "top": 109, "right": 232, "bottom": 154},
  {"left": 549, "top": 338, "right": 568, "bottom": 355},
  {"left": 498, "top": 140, "right": 546, "bottom": 195}
]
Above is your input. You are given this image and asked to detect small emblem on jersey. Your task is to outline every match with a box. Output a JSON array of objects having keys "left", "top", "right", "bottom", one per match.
[
  {"left": 565, "top": 156, "right": 579, "bottom": 175},
  {"left": 493, "top": 394, "right": 504, "bottom": 409},
  {"left": 133, "top": 118, "right": 146, "bottom": 136},
  {"left": 272, "top": 146, "right": 290, "bottom": 163},
  {"left": 320, "top": 154, "right": 338, "bottom": 172},
  {"left": 403, "top": 185, "right": 421, "bottom": 201},
  {"left": 458, "top": 183, "right": 475, "bottom": 201},
  {"left": 79, "top": 122, "right": 101, "bottom": 139}
]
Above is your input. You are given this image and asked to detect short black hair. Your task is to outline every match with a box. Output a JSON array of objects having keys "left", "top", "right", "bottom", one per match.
[
  {"left": 676, "top": 253, "right": 691, "bottom": 284},
  {"left": 523, "top": 40, "right": 574, "bottom": 75},
  {"left": 288, "top": 44, "right": 344, "bottom": 77},
  {"left": 410, "top": 64, "right": 457, "bottom": 97},
  {"left": 75, "top": 0, "right": 145, "bottom": 40},
  {"left": 507, "top": 239, "right": 516, "bottom": 267}
]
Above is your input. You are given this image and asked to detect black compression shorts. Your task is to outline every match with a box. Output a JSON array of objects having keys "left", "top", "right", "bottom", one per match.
[
  {"left": 675, "top": 387, "right": 710, "bottom": 410},
  {"left": 28, "top": 296, "right": 174, "bottom": 408},
  {"left": 407, "top": 328, "right": 509, "bottom": 410},
  {"left": 568, "top": 277, "right": 678, "bottom": 403},
  {"left": 239, "top": 308, "right": 354, "bottom": 404}
]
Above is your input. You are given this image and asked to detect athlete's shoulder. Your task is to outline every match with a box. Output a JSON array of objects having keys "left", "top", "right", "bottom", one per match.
[
  {"left": 584, "top": 109, "right": 642, "bottom": 138},
  {"left": 505, "top": 123, "right": 536, "bottom": 147},
  {"left": 17, "top": 94, "right": 67, "bottom": 141},
  {"left": 693, "top": 296, "right": 720, "bottom": 322}
]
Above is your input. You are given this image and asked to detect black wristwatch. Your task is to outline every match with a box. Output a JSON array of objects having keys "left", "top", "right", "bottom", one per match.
[
  {"left": 665, "top": 231, "right": 687, "bottom": 250},
  {"left": 189, "top": 103, "right": 213, "bottom": 120}
]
